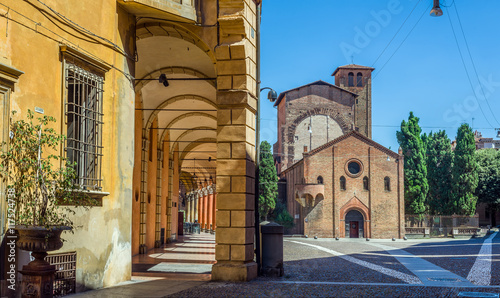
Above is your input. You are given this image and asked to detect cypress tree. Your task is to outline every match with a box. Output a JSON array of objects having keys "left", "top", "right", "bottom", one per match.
[
  {"left": 258, "top": 141, "right": 278, "bottom": 221},
  {"left": 451, "top": 124, "right": 478, "bottom": 215},
  {"left": 476, "top": 149, "right": 500, "bottom": 225},
  {"left": 396, "top": 112, "right": 429, "bottom": 216},
  {"left": 426, "top": 131, "right": 453, "bottom": 215}
]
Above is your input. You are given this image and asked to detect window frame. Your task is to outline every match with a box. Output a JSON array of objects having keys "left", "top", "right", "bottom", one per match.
[
  {"left": 384, "top": 176, "right": 391, "bottom": 191},
  {"left": 348, "top": 72, "right": 354, "bottom": 87},
  {"left": 340, "top": 176, "right": 346, "bottom": 191},
  {"left": 345, "top": 158, "right": 364, "bottom": 178},
  {"left": 363, "top": 176, "right": 369, "bottom": 191},
  {"left": 356, "top": 72, "right": 363, "bottom": 87},
  {"left": 60, "top": 45, "right": 111, "bottom": 199},
  {"left": 0, "top": 63, "right": 24, "bottom": 240}
]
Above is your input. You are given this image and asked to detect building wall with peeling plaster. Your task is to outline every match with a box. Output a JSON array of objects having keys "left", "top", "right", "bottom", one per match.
[{"left": 0, "top": 0, "right": 135, "bottom": 291}]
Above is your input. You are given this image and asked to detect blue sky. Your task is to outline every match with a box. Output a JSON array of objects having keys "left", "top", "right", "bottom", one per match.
[{"left": 259, "top": 0, "right": 500, "bottom": 151}]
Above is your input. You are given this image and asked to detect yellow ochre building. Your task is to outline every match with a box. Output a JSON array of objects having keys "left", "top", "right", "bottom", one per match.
[{"left": 0, "top": 0, "right": 262, "bottom": 292}]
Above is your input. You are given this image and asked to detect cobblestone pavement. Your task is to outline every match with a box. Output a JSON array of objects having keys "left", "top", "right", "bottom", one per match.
[
  {"left": 71, "top": 233, "right": 500, "bottom": 297},
  {"left": 171, "top": 233, "right": 500, "bottom": 297}
]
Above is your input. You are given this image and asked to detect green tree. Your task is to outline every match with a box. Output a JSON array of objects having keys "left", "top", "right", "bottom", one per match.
[
  {"left": 451, "top": 123, "right": 478, "bottom": 215},
  {"left": 272, "top": 199, "right": 295, "bottom": 229},
  {"left": 475, "top": 149, "right": 500, "bottom": 224},
  {"left": 396, "top": 112, "right": 429, "bottom": 216},
  {"left": 258, "top": 141, "right": 278, "bottom": 221},
  {"left": 426, "top": 131, "right": 453, "bottom": 215}
]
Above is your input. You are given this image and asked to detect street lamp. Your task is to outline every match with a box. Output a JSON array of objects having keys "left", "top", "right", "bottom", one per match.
[
  {"left": 255, "top": 86, "right": 277, "bottom": 274},
  {"left": 430, "top": 0, "right": 443, "bottom": 17}
]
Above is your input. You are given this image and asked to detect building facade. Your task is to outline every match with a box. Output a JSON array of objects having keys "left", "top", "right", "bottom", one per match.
[
  {"left": 273, "top": 64, "right": 374, "bottom": 173},
  {"left": 275, "top": 64, "right": 405, "bottom": 239},
  {"left": 279, "top": 131, "right": 405, "bottom": 239},
  {"left": 1, "top": 0, "right": 262, "bottom": 294}
]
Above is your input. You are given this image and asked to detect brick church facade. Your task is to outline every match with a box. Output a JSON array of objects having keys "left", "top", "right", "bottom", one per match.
[{"left": 274, "top": 65, "right": 405, "bottom": 239}]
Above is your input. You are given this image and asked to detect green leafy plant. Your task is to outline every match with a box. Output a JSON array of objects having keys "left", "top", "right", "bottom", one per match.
[
  {"left": 396, "top": 112, "right": 428, "bottom": 218},
  {"left": 258, "top": 141, "right": 278, "bottom": 221},
  {"left": 271, "top": 199, "right": 295, "bottom": 230},
  {"left": 0, "top": 110, "right": 95, "bottom": 229}
]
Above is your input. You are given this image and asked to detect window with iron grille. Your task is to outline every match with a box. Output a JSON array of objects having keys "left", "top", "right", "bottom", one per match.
[{"left": 64, "top": 61, "right": 104, "bottom": 190}]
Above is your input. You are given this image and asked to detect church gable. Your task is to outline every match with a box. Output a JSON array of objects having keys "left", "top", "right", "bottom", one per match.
[
  {"left": 304, "top": 130, "right": 400, "bottom": 159},
  {"left": 274, "top": 80, "right": 357, "bottom": 107}
]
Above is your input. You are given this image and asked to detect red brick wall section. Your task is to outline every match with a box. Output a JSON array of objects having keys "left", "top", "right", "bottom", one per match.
[
  {"left": 275, "top": 83, "right": 357, "bottom": 172},
  {"left": 283, "top": 133, "right": 404, "bottom": 239}
]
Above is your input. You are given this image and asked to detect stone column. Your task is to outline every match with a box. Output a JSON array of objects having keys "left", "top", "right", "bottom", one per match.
[
  {"left": 192, "top": 194, "right": 196, "bottom": 222},
  {"left": 203, "top": 187, "right": 209, "bottom": 231},
  {"left": 199, "top": 189, "right": 205, "bottom": 230},
  {"left": 208, "top": 185, "right": 214, "bottom": 231},
  {"left": 194, "top": 192, "right": 199, "bottom": 222},
  {"left": 190, "top": 194, "right": 193, "bottom": 223},
  {"left": 213, "top": 185, "right": 217, "bottom": 231},
  {"left": 185, "top": 195, "right": 190, "bottom": 222},
  {"left": 198, "top": 190, "right": 203, "bottom": 223},
  {"left": 212, "top": 0, "right": 258, "bottom": 282}
]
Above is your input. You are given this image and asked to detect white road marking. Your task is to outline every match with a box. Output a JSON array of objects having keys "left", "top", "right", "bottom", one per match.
[
  {"left": 267, "top": 280, "right": 500, "bottom": 289},
  {"left": 367, "top": 242, "right": 473, "bottom": 287},
  {"left": 286, "top": 240, "right": 422, "bottom": 284},
  {"left": 467, "top": 232, "right": 498, "bottom": 286}
]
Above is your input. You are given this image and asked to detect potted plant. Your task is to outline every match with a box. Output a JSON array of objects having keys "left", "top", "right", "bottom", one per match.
[{"left": 0, "top": 110, "right": 96, "bottom": 297}]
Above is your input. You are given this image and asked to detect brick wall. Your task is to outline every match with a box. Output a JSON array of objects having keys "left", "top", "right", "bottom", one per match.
[
  {"left": 280, "top": 132, "right": 404, "bottom": 239},
  {"left": 333, "top": 67, "right": 373, "bottom": 138},
  {"left": 275, "top": 82, "right": 357, "bottom": 172}
]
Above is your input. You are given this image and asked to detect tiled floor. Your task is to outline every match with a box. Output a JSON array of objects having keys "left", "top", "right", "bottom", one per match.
[{"left": 131, "top": 232, "right": 216, "bottom": 280}]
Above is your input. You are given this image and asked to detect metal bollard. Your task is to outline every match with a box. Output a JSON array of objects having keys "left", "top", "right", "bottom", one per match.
[{"left": 259, "top": 221, "right": 284, "bottom": 277}]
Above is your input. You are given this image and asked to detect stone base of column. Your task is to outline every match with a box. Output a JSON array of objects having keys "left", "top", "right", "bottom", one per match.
[{"left": 211, "top": 262, "right": 258, "bottom": 281}]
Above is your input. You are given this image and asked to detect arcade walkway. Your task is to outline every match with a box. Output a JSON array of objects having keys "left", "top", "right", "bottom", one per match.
[
  {"left": 70, "top": 233, "right": 215, "bottom": 297},
  {"left": 132, "top": 233, "right": 216, "bottom": 280}
]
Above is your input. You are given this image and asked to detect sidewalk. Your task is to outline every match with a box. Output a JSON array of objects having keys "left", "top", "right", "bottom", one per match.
[
  {"left": 70, "top": 233, "right": 215, "bottom": 297},
  {"left": 69, "top": 278, "right": 207, "bottom": 297}
]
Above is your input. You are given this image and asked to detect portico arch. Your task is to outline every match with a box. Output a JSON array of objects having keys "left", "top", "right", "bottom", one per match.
[{"left": 136, "top": 22, "right": 216, "bottom": 65}]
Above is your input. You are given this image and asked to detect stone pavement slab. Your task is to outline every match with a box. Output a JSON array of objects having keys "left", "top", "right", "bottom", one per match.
[{"left": 69, "top": 278, "right": 207, "bottom": 298}]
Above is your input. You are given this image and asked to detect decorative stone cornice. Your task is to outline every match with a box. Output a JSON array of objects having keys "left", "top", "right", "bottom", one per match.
[
  {"left": 0, "top": 63, "right": 23, "bottom": 89},
  {"left": 60, "top": 45, "right": 111, "bottom": 72}
]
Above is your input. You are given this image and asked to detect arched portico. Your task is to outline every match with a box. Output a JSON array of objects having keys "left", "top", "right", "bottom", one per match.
[
  {"left": 132, "top": 18, "right": 219, "bottom": 255},
  {"left": 131, "top": 0, "right": 260, "bottom": 282}
]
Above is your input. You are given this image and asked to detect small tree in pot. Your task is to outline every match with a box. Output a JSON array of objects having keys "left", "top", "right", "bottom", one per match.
[{"left": 0, "top": 110, "right": 96, "bottom": 297}]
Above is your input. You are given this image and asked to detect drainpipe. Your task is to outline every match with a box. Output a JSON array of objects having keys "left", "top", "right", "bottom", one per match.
[{"left": 254, "top": 1, "right": 262, "bottom": 274}]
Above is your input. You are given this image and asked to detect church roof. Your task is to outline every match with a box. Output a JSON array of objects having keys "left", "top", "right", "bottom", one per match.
[
  {"left": 331, "top": 64, "right": 375, "bottom": 76},
  {"left": 273, "top": 80, "right": 358, "bottom": 107},
  {"left": 304, "top": 130, "right": 400, "bottom": 159}
]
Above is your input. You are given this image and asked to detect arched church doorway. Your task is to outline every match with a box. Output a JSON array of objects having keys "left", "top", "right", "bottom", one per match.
[{"left": 345, "top": 210, "right": 364, "bottom": 238}]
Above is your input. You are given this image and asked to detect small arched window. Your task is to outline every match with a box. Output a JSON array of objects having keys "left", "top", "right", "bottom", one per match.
[
  {"left": 363, "top": 176, "right": 369, "bottom": 191},
  {"left": 348, "top": 72, "right": 354, "bottom": 87},
  {"left": 384, "top": 176, "right": 391, "bottom": 191},
  {"left": 340, "top": 176, "right": 346, "bottom": 191},
  {"left": 356, "top": 72, "right": 363, "bottom": 87},
  {"left": 317, "top": 176, "right": 324, "bottom": 184}
]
